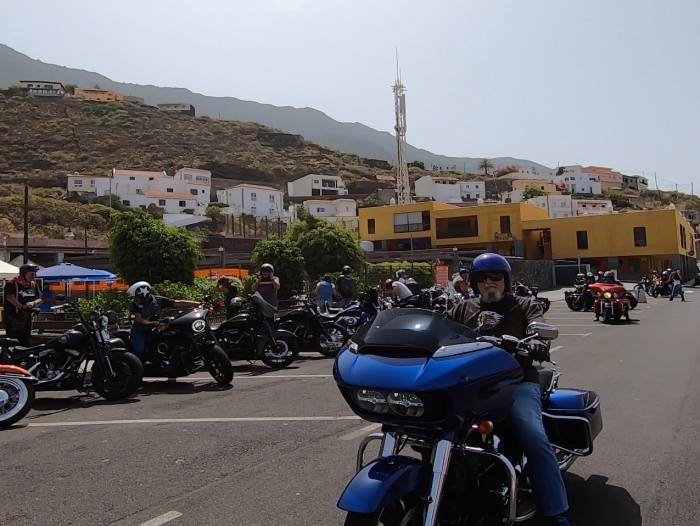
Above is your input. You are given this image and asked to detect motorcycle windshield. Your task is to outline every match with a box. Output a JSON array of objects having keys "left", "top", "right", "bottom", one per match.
[{"left": 352, "top": 308, "right": 480, "bottom": 357}]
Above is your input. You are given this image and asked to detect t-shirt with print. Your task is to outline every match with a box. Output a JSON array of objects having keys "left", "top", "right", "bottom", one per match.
[
  {"left": 2, "top": 280, "right": 40, "bottom": 320},
  {"left": 447, "top": 294, "right": 545, "bottom": 383}
]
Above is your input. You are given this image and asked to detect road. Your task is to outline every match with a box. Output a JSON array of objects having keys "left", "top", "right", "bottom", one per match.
[{"left": 1, "top": 290, "right": 699, "bottom": 525}]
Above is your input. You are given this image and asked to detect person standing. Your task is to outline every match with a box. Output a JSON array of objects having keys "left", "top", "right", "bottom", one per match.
[
  {"left": 215, "top": 277, "right": 240, "bottom": 319},
  {"left": 252, "top": 263, "right": 280, "bottom": 309},
  {"left": 2, "top": 264, "right": 42, "bottom": 346},
  {"left": 315, "top": 275, "right": 335, "bottom": 313},
  {"left": 669, "top": 269, "right": 685, "bottom": 301},
  {"left": 335, "top": 266, "right": 356, "bottom": 308}
]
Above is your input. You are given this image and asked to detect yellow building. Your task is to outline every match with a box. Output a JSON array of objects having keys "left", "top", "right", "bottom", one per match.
[
  {"left": 358, "top": 201, "right": 549, "bottom": 257},
  {"left": 521, "top": 209, "right": 696, "bottom": 276},
  {"left": 511, "top": 179, "right": 559, "bottom": 194},
  {"left": 74, "top": 88, "right": 124, "bottom": 102}
]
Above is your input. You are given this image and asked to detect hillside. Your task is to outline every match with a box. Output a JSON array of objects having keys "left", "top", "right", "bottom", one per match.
[{"left": 0, "top": 43, "right": 550, "bottom": 174}]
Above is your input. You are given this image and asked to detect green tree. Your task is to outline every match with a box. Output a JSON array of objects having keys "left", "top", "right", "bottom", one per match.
[
  {"left": 205, "top": 204, "right": 225, "bottom": 232},
  {"left": 285, "top": 217, "right": 364, "bottom": 281},
  {"left": 521, "top": 186, "right": 549, "bottom": 200},
  {"left": 65, "top": 84, "right": 77, "bottom": 94},
  {"left": 408, "top": 160, "right": 425, "bottom": 170},
  {"left": 251, "top": 238, "right": 306, "bottom": 299},
  {"left": 478, "top": 158, "right": 494, "bottom": 177},
  {"left": 108, "top": 209, "right": 202, "bottom": 285}
]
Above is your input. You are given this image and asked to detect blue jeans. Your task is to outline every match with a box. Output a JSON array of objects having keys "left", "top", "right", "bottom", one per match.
[
  {"left": 130, "top": 330, "right": 152, "bottom": 359},
  {"left": 510, "top": 382, "right": 569, "bottom": 517},
  {"left": 670, "top": 283, "right": 685, "bottom": 301}
]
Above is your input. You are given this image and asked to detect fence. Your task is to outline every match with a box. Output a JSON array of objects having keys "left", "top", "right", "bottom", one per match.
[{"left": 224, "top": 215, "right": 288, "bottom": 239}]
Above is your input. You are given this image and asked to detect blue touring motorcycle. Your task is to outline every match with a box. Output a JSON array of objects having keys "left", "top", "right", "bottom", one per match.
[{"left": 334, "top": 309, "right": 603, "bottom": 526}]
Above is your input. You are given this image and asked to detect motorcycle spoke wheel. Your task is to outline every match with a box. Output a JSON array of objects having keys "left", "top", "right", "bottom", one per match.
[
  {"left": 0, "top": 377, "right": 34, "bottom": 428},
  {"left": 316, "top": 325, "right": 349, "bottom": 358}
]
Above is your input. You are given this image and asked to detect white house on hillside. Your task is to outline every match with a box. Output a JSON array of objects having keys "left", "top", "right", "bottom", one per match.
[
  {"left": 459, "top": 181, "right": 486, "bottom": 200},
  {"left": 414, "top": 176, "right": 462, "bottom": 203},
  {"left": 527, "top": 195, "right": 613, "bottom": 218},
  {"left": 217, "top": 184, "right": 285, "bottom": 218},
  {"left": 288, "top": 198, "right": 358, "bottom": 233},
  {"left": 287, "top": 174, "right": 348, "bottom": 197},
  {"left": 550, "top": 165, "right": 602, "bottom": 195},
  {"left": 66, "top": 168, "right": 211, "bottom": 214}
]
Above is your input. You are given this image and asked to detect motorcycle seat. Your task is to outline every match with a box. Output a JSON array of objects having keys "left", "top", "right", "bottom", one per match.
[
  {"left": 12, "top": 343, "right": 46, "bottom": 353},
  {"left": 537, "top": 367, "right": 555, "bottom": 395},
  {"left": 0, "top": 338, "right": 20, "bottom": 348}
]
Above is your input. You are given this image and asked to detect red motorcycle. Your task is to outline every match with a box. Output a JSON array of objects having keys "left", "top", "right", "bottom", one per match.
[{"left": 590, "top": 283, "right": 631, "bottom": 323}]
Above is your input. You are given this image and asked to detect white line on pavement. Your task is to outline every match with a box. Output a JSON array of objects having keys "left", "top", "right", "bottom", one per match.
[
  {"left": 560, "top": 333, "right": 592, "bottom": 337},
  {"left": 550, "top": 345, "right": 564, "bottom": 353},
  {"left": 552, "top": 324, "right": 600, "bottom": 327},
  {"left": 338, "top": 423, "right": 382, "bottom": 441},
  {"left": 235, "top": 374, "right": 333, "bottom": 379},
  {"left": 137, "top": 511, "right": 183, "bottom": 526},
  {"left": 27, "top": 416, "right": 362, "bottom": 428}
]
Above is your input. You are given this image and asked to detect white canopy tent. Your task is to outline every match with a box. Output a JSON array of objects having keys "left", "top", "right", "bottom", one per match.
[
  {"left": 8, "top": 256, "right": 44, "bottom": 270},
  {"left": 0, "top": 260, "right": 20, "bottom": 279}
]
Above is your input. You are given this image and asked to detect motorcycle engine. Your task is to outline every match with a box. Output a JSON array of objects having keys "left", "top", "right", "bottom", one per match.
[{"left": 23, "top": 348, "right": 78, "bottom": 382}]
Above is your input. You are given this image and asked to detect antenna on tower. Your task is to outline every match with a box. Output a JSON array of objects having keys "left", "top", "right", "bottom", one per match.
[{"left": 393, "top": 50, "right": 411, "bottom": 205}]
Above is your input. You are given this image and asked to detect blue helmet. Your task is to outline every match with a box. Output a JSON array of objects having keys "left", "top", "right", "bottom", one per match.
[{"left": 469, "top": 253, "right": 512, "bottom": 292}]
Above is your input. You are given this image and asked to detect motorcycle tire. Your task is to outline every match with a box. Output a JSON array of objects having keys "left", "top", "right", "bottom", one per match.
[
  {"left": 92, "top": 351, "right": 144, "bottom": 401},
  {"left": 0, "top": 377, "right": 35, "bottom": 428},
  {"left": 566, "top": 296, "right": 583, "bottom": 312},
  {"left": 260, "top": 337, "right": 299, "bottom": 369},
  {"left": 627, "top": 294, "right": 638, "bottom": 310},
  {"left": 314, "top": 323, "right": 350, "bottom": 358},
  {"left": 538, "top": 298, "right": 551, "bottom": 314},
  {"left": 206, "top": 344, "right": 234, "bottom": 385}
]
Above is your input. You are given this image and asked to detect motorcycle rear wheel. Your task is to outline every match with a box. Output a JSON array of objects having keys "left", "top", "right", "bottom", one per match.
[
  {"left": 0, "top": 377, "right": 35, "bottom": 428},
  {"left": 260, "top": 337, "right": 298, "bottom": 369},
  {"left": 92, "top": 351, "right": 144, "bottom": 401},
  {"left": 315, "top": 323, "right": 350, "bottom": 358},
  {"left": 206, "top": 345, "right": 234, "bottom": 385}
]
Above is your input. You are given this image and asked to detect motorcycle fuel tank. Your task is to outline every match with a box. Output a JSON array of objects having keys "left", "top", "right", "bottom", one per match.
[{"left": 46, "top": 330, "right": 86, "bottom": 350}]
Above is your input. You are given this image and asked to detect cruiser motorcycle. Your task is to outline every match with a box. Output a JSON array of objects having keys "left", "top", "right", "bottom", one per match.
[
  {"left": 0, "top": 297, "right": 143, "bottom": 401},
  {"left": 334, "top": 309, "right": 603, "bottom": 525}
]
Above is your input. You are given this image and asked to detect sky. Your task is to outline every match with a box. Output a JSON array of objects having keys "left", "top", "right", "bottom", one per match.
[{"left": 1, "top": 0, "right": 698, "bottom": 194}]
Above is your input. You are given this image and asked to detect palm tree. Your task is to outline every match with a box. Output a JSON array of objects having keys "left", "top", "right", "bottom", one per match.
[{"left": 478, "top": 158, "right": 495, "bottom": 177}]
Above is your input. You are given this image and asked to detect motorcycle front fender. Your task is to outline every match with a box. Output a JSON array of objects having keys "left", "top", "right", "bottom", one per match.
[
  {"left": 337, "top": 456, "right": 426, "bottom": 514},
  {"left": 0, "top": 364, "right": 38, "bottom": 383}
]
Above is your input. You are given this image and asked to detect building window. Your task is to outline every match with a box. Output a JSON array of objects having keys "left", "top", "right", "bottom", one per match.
[
  {"left": 436, "top": 216, "right": 478, "bottom": 239},
  {"left": 394, "top": 211, "right": 430, "bottom": 233},
  {"left": 130, "top": 177, "right": 135, "bottom": 180},
  {"left": 74, "top": 179, "right": 83, "bottom": 188},
  {"left": 251, "top": 193, "right": 257, "bottom": 201},
  {"left": 499, "top": 215, "right": 511, "bottom": 235},
  {"left": 190, "top": 189, "right": 198, "bottom": 196},
  {"left": 314, "top": 180, "right": 319, "bottom": 184},
  {"left": 680, "top": 225, "right": 687, "bottom": 249},
  {"left": 123, "top": 200, "right": 130, "bottom": 206},
  {"left": 251, "top": 206, "right": 257, "bottom": 215},
  {"left": 166, "top": 188, "right": 173, "bottom": 193},
  {"left": 576, "top": 231, "right": 588, "bottom": 250},
  {"left": 368, "top": 218, "right": 376, "bottom": 234},
  {"left": 633, "top": 227, "right": 647, "bottom": 247},
  {"left": 158, "top": 199, "right": 166, "bottom": 206},
  {"left": 269, "top": 194, "right": 275, "bottom": 202},
  {"left": 318, "top": 207, "right": 325, "bottom": 213},
  {"left": 179, "top": 201, "right": 186, "bottom": 207},
  {"left": 90, "top": 180, "right": 95, "bottom": 188},
  {"left": 149, "top": 177, "right": 154, "bottom": 181},
  {"left": 269, "top": 208, "right": 275, "bottom": 216}
]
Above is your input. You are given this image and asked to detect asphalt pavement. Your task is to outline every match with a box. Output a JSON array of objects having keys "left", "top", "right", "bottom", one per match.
[{"left": 1, "top": 289, "right": 699, "bottom": 525}]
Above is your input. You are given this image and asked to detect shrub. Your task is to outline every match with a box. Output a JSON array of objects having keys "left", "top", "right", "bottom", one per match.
[{"left": 364, "top": 262, "right": 434, "bottom": 290}]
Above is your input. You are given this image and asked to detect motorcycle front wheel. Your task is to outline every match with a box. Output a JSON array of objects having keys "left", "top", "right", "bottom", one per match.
[
  {"left": 344, "top": 500, "right": 420, "bottom": 526},
  {"left": 315, "top": 323, "right": 350, "bottom": 358},
  {"left": 260, "top": 337, "right": 299, "bottom": 369},
  {"left": 92, "top": 351, "right": 144, "bottom": 401},
  {"left": 0, "top": 377, "right": 35, "bottom": 428},
  {"left": 206, "top": 344, "right": 234, "bottom": 385},
  {"left": 565, "top": 296, "right": 583, "bottom": 312}
]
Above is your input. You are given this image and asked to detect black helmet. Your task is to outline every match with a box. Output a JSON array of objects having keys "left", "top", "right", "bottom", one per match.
[
  {"left": 260, "top": 263, "right": 274, "bottom": 273},
  {"left": 469, "top": 253, "right": 512, "bottom": 292},
  {"left": 342, "top": 266, "right": 352, "bottom": 275},
  {"left": 19, "top": 263, "right": 39, "bottom": 276},
  {"left": 586, "top": 272, "right": 594, "bottom": 278},
  {"left": 576, "top": 273, "right": 585, "bottom": 278},
  {"left": 459, "top": 268, "right": 469, "bottom": 276}
]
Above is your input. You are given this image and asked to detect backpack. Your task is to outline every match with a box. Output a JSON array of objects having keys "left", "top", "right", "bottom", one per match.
[{"left": 337, "top": 276, "right": 355, "bottom": 297}]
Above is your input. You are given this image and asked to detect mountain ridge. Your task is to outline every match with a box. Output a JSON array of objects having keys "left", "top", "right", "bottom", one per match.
[{"left": 0, "top": 43, "right": 550, "bottom": 174}]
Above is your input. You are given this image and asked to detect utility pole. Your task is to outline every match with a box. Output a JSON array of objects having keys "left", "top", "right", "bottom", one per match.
[
  {"left": 392, "top": 50, "right": 410, "bottom": 205},
  {"left": 654, "top": 172, "right": 661, "bottom": 200},
  {"left": 23, "top": 182, "right": 29, "bottom": 264}
]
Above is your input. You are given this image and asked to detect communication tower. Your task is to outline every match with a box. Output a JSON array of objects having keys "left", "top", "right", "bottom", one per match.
[{"left": 393, "top": 54, "right": 411, "bottom": 204}]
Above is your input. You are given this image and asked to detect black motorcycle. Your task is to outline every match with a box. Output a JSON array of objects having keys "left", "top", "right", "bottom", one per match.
[
  {"left": 212, "top": 293, "right": 299, "bottom": 369},
  {"left": 652, "top": 281, "right": 671, "bottom": 298},
  {"left": 276, "top": 295, "right": 350, "bottom": 358},
  {"left": 564, "top": 283, "right": 591, "bottom": 311},
  {"left": 514, "top": 281, "right": 551, "bottom": 314},
  {"left": 0, "top": 296, "right": 143, "bottom": 401},
  {"left": 115, "top": 298, "right": 233, "bottom": 385}
]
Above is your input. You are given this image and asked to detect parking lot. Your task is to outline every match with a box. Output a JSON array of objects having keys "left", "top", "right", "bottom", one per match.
[{"left": 1, "top": 290, "right": 698, "bottom": 526}]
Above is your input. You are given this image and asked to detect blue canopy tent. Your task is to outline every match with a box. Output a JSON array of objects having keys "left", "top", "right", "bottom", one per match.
[{"left": 37, "top": 263, "right": 117, "bottom": 299}]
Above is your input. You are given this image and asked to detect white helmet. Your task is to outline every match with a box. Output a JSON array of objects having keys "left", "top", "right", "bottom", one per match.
[{"left": 126, "top": 281, "right": 152, "bottom": 298}]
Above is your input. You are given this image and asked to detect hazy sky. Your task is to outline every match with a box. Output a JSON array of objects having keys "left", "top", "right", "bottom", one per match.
[{"left": 2, "top": 0, "right": 698, "bottom": 193}]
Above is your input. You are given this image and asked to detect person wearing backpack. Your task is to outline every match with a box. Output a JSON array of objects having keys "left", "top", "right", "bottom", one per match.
[{"left": 335, "top": 266, "right": 356, "bottom": 308}]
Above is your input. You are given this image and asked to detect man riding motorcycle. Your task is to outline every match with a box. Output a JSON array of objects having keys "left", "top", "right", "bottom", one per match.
[
  {"left": 452, "top": 268, "right": 470, "bottom": 294},
  {"left": 603, "top": 270, "right": 624, "bottom": 286},
  {"left": 447, "top": 253, "right": 570, "bottom": 526}
]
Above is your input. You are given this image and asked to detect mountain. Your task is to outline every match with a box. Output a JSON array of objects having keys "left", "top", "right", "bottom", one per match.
[{"left": 0, "top": 43, "right": 550, "bottom": 174}]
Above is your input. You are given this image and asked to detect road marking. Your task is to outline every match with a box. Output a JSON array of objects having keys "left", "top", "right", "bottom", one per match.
[
  {"left": 27, "top": 416, "right": 362, "bottom": 428},
  {"left": 560, "top": 333, "right": 592, "bottom": 337},
  {"left": 338, "top": 423, "right": 382, "bottom": 441},
  {"left": 234, "top": 374, "right": 333, "bottom": 379},
  {"left": 137, "top": 511, "right": 183, "bottom": 526},
  {"left": 550, "top": 345, "right": 564, "bottom": 353},
  {"left": 550, "top": 324, "right": 599, "bottom": 327}
]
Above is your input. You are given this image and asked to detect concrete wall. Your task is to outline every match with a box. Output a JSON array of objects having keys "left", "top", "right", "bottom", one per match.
[{"left": 509, "top": 258, "right": 555, "bottom": 290}]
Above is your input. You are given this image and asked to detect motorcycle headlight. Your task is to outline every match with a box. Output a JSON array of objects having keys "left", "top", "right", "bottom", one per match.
[
  {"left": 603, "top": 292, "right": 613, "bottom": 299},
  {"left": 387, "top": 392, "right": 425, "bottom": 417},
  {"left": 192, "top": 319, "right": 206, "bottom": 333},
  {"left": 355, "top": 389, "right": 389, "bottom": 414}
]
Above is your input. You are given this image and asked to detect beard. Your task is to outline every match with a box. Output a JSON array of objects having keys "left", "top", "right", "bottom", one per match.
[{"left": 481, "top": 286, "right": 503, "bottom": 303}]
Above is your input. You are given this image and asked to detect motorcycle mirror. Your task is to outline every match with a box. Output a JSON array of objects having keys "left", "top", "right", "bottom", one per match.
[
  {"left": 528, "top": 321, "right": 559, "bottom": 341},
  {"left": 55, "top": 293, "right": 67, "bottom": 301}
]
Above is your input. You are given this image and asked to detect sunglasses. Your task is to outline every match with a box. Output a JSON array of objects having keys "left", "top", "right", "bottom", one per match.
[{"left": 476, "top": 273, "right": 505, "bottom": 283}]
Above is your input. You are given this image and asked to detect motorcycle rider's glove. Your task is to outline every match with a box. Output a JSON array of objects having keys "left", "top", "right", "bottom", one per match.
[{"left": 528, "top": 340, "right": 551, "bottom": 363}]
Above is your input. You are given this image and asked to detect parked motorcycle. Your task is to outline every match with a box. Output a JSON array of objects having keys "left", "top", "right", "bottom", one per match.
[
  {"left": 0, "top": 297, "right": 143, "bottom": 401},
  {"left": 0, "top": 363, "right": 38, "bottom": 428},
  {"left": 212, "top": 293, "right": 299, "bottom": 368},
  {"left": 514, "top": 281, "right": 551, "bottom": 314},
  {"left": 276, "top": 295, "right": 350, "bottom": 358},
  {"left": 115, "top": 298, "right": 233, "bottom": 385},
  {"left": 590, "top": 283, "right": 631, "bottom": 323},
  {"left": 333, "top": 310, "right": 603, "bottom": 525}
]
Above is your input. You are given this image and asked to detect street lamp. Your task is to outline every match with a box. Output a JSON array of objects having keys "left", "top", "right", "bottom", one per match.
[
  {"left": 64, "top": 219, "right": 88, "bottom": 267},
  {"left": 218, "top": 245, "right": 225, "bottom": 268},
  {"left": 452, "top": 246, "right": 459, "bottom": 275}
]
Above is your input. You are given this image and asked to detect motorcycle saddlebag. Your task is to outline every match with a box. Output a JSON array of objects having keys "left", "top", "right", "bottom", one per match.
[{"left": 542, "top": 388, "right": 603, "bottom": 455}]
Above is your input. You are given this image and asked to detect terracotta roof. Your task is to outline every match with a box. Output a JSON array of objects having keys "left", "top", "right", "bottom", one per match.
[
  {"left": 142, "top": 192, "right": 195, "bottom": 200},
  {"left": 228, "top": 184, "right": 282, "bottom": 191},
  {"left": 114, "top": 170, "right": 165, "bottom": 177}
]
